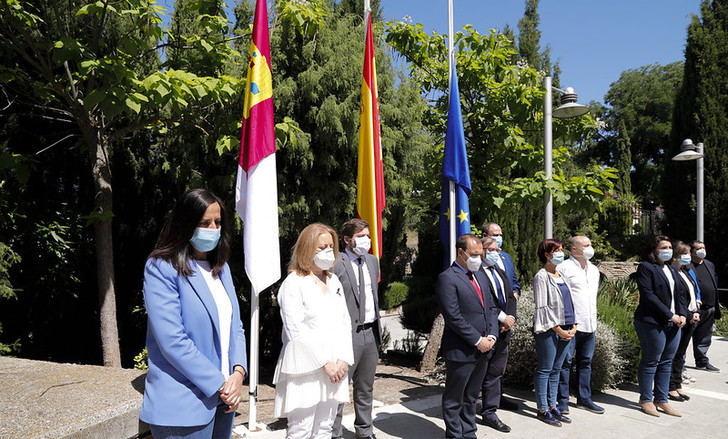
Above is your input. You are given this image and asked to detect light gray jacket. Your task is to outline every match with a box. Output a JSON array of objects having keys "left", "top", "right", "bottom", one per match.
[{"left": 532, "top": 268, "right": 567, "bottom": 334}]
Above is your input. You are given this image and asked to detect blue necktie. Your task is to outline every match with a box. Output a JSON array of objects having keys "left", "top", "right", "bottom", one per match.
[{"left": 489, "top": 267, "right": 506, "bottom": 310}]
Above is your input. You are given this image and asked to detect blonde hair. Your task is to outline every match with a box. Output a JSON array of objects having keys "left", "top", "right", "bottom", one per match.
[{"left": 288, "top": 223, "right": 339, "bottom": 276}]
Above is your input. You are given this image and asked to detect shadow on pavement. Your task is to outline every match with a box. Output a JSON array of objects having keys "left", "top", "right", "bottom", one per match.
[{"left": 374, "top": 412, "right": 444, "bottom": 439}]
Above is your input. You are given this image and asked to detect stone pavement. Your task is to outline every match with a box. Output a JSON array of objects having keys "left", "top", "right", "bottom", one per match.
[{"left": 234, "top": 336, "right": 728, "bottom": 438}]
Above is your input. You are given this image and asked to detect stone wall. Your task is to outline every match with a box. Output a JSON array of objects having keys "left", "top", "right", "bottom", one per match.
[
  {"left": 0, "top": 356, "right": 147, "bottom": 439},
  {"left": 597, "top": 261, "right": 639, "bottom": 281}
]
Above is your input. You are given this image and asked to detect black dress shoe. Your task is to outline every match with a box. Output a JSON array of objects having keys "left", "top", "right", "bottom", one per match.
[
  {"left": 702, "top": 363, "right": 720, "bottom": 372},
  {"left": 482, "top": 415, "right": 511, "bottom": 433},
  {"left": 668, "top": 393, "right": 685, "bottom": 402},
  {"left": 499, "top": 398, "right": 519, "bottom": 411}
]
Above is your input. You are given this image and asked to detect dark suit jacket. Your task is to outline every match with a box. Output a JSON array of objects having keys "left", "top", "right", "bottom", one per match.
[
  {"left": 333, "top": 251, "right": 381, "bottom": 345},
  {"left": 483, "top": 265, "right": 518, "bottom": 342},
  {"left": 483, "top": 265, "right": 518, "bottom": 317},
  {"left": 635, "top": 261, "right": 688, "bottom": 325},
  {"left": 691, "top": 259, "right": 722, "bottom": 319},
  {"left": 498, "top": 250, "right": 521, "bottom": 295},
  {"left": 437, "top": 263, "right": 500, "bottom": 362}
]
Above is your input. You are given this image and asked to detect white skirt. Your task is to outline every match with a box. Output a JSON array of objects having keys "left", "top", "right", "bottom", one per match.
[{"left": 273, "top": 367, "right": 350, "bottom": 418}]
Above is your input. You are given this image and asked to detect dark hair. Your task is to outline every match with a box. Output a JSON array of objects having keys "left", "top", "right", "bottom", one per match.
[
  {"left": 537, "top": 239, "right": 563, "bottom": 264},
  {"left": 149, "top": 189, "right": 231, "bottom": 277},
  {"left": 341, "top": 218, "right": 369, "bottom": 239},
  {"left": 690, "top": 240, "right": 704, "bottom": 249},
  {"left": 482, "top": 222, "right": 499, "bottom": 236},
  {"left": 456, "top": 234, "right": 478, "bottom": 252},
  {"left": 645, "top": 234, "right": 670, "bottom": 263}
]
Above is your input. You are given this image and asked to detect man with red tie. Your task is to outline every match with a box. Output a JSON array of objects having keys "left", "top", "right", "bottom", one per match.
[{"left": 437, "top": 234, "right": 500, "bottom": 439}]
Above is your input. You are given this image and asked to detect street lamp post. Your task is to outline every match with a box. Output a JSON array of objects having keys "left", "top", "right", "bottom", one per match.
[
  {"left": 543, "top": 76, "right": 590, "bottom": 239},
  {"left": 672, "top": 139, "right": 705, "bottom": 241}
]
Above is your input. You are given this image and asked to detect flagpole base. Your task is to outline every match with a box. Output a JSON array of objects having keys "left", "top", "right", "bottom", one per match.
[{"left": 232, "top": 422, "right": 269, "bottom": 437}]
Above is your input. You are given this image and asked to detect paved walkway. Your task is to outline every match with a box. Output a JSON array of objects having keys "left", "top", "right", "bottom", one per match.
[{"left": 234, "top": 336, "right": 728, "bottom": 438}]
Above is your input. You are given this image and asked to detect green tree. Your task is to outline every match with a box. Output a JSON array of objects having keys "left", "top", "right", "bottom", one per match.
[
  {"left": 667, "top": 0, "right": 728, "bottom": 279},
  {"left": 385, "top": 21, "right": 616, "bottom": 279},
  {"left": 600, "top": 62, "right": 683, "bottom": 205},
  {"left": 614, "top": 120, "right": 632, "bottom": 196},
  {"left": 0, "top": 0, "right": 243, "bottom": 366}
]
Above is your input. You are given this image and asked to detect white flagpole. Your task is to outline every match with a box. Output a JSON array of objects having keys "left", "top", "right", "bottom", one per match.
[
  {"left": 248, "top": 286, "right": 260, "bottom": 430},
  {"left": 448, "top": 0, "right": 456, "bottom": 264}
]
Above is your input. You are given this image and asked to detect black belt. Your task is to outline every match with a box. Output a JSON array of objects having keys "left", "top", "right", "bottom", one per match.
[{"left": 357, "top": 322, "right": 376, "bottom": 331}]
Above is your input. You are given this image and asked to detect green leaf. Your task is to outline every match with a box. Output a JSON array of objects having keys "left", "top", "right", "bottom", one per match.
[
  {"left": 125, "top": 97, "right": 141, "bottom": 114},
  {"left": 200, "top": 39, "right": 213, "bottom": 52},
  {"left": 131, "top": 92, "right": 149, "bottom": 103}
]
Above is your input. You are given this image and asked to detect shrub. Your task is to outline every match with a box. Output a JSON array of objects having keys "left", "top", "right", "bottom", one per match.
[
  {"left": 134, "top": 347, "right": 148, "bottom": 370},
  {"left": 715, "top": 304, "right": 728, "bottom": 337},
  {"left": 400, "top": 276, "right": 438, "bottom": 334},
  {"left": 382, "top": 281, "right": 409, "bottom": 310},
  {"left": 504, "top": 288, "right": 630, "bottom": 391},
  {"left": 597, "top": 278, "right": 640, "bottom": 382}
]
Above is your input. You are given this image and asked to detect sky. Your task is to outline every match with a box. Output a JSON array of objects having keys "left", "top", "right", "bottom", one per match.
[
  {"left": 379, "top": 0, "right": 702, "bottom": 105},
  {"left": 158, "top": 0, "right": 703, "bottom": 106}
]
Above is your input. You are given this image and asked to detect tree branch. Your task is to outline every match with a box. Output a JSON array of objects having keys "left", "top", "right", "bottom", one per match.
[
  {"left": 35, "top": 134, "right": 79, "bottom": 155},
  {"left": 63, "top": 61, "right": 78, "bottom": 100}
]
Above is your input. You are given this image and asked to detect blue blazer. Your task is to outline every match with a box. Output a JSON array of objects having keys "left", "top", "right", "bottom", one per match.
[
  {"left": 140, "top": 258, "right": 247, "bottom": 426},
  {"left": 499, "top": 250, "right": 521, "bottom": 295},
  {"left": 635, "top": 261, "right": 688, "bottom": 326},
  {"left": 436, "top": 263, "right": 499, "bottom": 362}
]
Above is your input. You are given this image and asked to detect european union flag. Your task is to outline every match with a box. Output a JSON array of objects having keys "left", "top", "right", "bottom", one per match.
[{"left": 439, "top": 62, "right": 471, "bottom": 267}]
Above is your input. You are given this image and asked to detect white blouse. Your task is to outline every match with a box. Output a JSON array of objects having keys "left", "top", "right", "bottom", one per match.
[
  {"left": 273, "top": 271, "right": 354, "bottom": 417},
  {"left": 195, "top": 260, "right": 233, "bottom": 378},
  {"left": 679, "top": 271, "right": 699, "bottom": 312}
]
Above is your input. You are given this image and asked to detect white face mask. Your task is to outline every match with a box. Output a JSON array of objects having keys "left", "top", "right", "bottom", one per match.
[
  {"left": 352, "top": 236, "right": 371, "bottom": 256},
  {"left": 582, "top": 245, "right": 595, "bottom": 260},
  {"left": 466, "top": 254, "right": 483, "bottom": 272},
  {"left": 696, "top": 248, "right": 706, "bottom": 259},
  {"left": 314, "top": 248, "right": 336, "bottom": 271}
]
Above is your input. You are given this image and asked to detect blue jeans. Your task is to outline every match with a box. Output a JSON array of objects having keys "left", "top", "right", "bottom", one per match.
[
  {"left": 149, "top": 403, "right": 235, "bottom": 439},
  {"left": 634, "top": 319, "right": 680, "bottom": 403},
  {"left": 558, "top": 331, "right": 596, "bottom": 407},
  {"left": 534, "top": 329, "right": 573, "bottom": 411}
]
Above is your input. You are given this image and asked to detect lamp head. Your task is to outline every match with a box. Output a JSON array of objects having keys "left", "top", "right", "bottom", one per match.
[
  {"left": 672, "top": 138, "right": 704, "bottom": 161},
  {"left": 553, "top": 87, "right": 589, "bottom": 119}
]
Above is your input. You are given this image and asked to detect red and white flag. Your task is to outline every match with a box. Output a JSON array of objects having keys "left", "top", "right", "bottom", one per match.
[{"left": 235, "top": 0, "right": 280, "bottom": 294}]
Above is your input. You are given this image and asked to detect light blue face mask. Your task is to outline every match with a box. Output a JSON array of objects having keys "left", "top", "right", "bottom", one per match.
[
  {"left": 679, "top": 254, "right": 692, "bottom": 266},
  {"left": 493, "top": 236, "right": 503, "bottom": 248},
  {"left": 550, "top": 251, "right": 565, "bottom": 265},
  {"left": 485, "top": 251, "right": 500, "bottom": 266},
  {"left": 190, "top": 227, "right": 221, "bottom": 253},
  {"left": 658, "top": 249, "right": 673, "bottom": 262}
]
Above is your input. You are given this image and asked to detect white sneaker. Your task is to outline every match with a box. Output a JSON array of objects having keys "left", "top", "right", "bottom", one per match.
[{"left": 682, "top": 373, "right": 696, "bottom": 384}]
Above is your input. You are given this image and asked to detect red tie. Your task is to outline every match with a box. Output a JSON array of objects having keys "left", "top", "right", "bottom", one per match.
[{"left": 468, "top": 271, "right": 484, "bottom": 307}]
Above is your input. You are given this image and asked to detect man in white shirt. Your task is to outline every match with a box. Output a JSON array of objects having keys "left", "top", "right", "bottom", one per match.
[
  {"left": 332, "top": 218, "right": 381, "bottom": 439},
  {"left": 556, "top": 235, "right": 605, "bottom": 414}
]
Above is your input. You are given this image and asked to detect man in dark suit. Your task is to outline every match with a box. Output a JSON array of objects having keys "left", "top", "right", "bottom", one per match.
[
  {"left": 478, "top": 236, "right": 517, "bottom": 433},
  {"left": 690, "top": 240, "right": 722, "bottom": 372},
  {"left": 437, "top": 234, "right": 499, "bottom": 439},
  {"left": 482, "top": 222, "right": 521, "bottom": 301},
  {"left": 332, "top": 218, "right": 381, "bottom": 439}
]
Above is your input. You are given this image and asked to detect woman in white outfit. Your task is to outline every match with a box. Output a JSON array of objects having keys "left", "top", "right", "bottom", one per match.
[{"left": 274, "top": 223, "right": 354, "bottom": 439}]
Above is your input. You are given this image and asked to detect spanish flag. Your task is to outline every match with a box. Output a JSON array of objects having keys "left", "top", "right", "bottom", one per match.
[
  {"left": 235, "top": 0, "right": 280, "bottom": 294},
  {"left": 357, "top": 11, "right": 386, "bottom": 259}
]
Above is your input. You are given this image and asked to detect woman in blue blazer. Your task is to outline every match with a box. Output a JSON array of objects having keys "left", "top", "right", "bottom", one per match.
[
  {"left": 140, "top": 189, "right": 248, "bottom": 439},
  {"left": 634, "top": 235, "right": 686, "bottom": 418}
]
